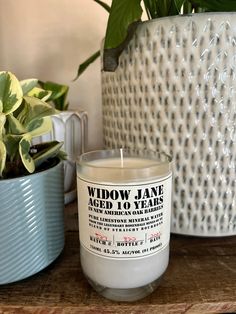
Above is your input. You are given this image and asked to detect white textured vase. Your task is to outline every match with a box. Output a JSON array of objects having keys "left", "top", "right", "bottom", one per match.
[
  {"left": 102, "top": 13, "right": 236, "bottom": 236},
  {"left": 35, "top": 110, "right": 88, "bottom": 204}
]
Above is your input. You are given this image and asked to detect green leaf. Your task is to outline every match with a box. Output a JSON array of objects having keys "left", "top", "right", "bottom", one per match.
[
  {"left": 103, "top": 0, "right": 142, "bottom": 71},
  {"left": 171, "top": 0, "right": 185, "bottom": 14},
  {"left": 40, "top": 81, "right": 68, "bottom": 101},
  {"left": 183, "top": 1, "right": 193, "bottom": 14},
  {"left": 39, "top": 81, "right": 69, "bottom": 111},
  {"left": 7, "top": 114, "right": 26, "bottom": 135},
  {"left": 188, "top": 0, "right": 236, "bottom": 11},
  {"left": 27, "top": 116, "right": 52, "bottom": 137},
  {"left": 104, "top": 0, "right": 142, "bottom": 49},
  {"left": 93, "top": 0, "right": 110, "bottom": 12},
  {"left": 19, "top": 134, "right": 35, "bottom": 173},
  {"left": 32, "top": 141, "right": 64, "bottom": 167},
  {"left": 0, "top": 113, "right": 6, "bottom": 137},
  {"left": 15, "top": 99, "right": 30, "bottom": 126},
  {"left": 20, "top": 79, "right": 38, "bottom": 95},
  {"left": 146, "top": 0, "right": 184, "bottom": 17},
  {"left": 52, "top": 98, "right": 69, "bottom": 111},
  {"left": 27, "top": 87, "right": 52, "bottom": 102},
  {"left": 143, "top": 0, "right": 184, "bottom": 18},
  {"left": 74, "top": 50, "right": 100, "bottom": 80},
  {"left": 17, "top": 96, "right": 56, "bottom": 127},
  {"left": 0, "top": 71, "right": 23, "bottom": 115},
  {"left": 143, "top": 0, "right": 158, "bottom": 18},
  {"left": 0, "top": 140, "right": 6, "bottom": 177},
  {"left": 4, "top": 134, "right": 21, "bottom": 161}
]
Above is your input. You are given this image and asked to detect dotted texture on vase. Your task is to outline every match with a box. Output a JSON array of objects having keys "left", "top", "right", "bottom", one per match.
[
  {"left": 102, "top": 13, "right": 236, "bottom": 236},
  {"left": 0, "top": 162, "right": 64, "bottom": 284}
]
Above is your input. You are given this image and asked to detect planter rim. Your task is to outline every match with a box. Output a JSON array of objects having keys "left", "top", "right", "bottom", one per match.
[
  {"left": 52, "top": 109, "right": 87, "bottom": 116},
  {"left": 0, "top": 159, "right": 62, "bottom": 184},
  {"left": 140, "top": 11, "right": 236, "bottom": 27}
]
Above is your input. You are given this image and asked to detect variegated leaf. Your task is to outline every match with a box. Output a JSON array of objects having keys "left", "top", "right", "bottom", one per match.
[
  {"left": 40, "top": 81, "right": 68, "bottom": 101},
  {"left": 33, "top": 141, "right": 63, "bottom": 167},
  {"left": 18, "top": 96, "right": 56, "bottom": 127},
  {"left": 27, "top": 87, "right": 52, "bottom": 102},
  {"left": 20, "top": 79, "right": 38, "bottom": 95},
  {"left": 27, "top": 116, "right": 52, "bottom": 137},
  {"left": 7, "top": 114, "right": 26, "bottom": 135},
  {"left": 19, "top": 134, "right": 35, "bottom": 173},
  {"left": 0, "top": 113, "right": 6, "bottom": 137},
  {"left": 0, "top": 71, "right": 23, "bottom": 115},
  {"left": 0, "top": 140, "right": 6, "bottom": 177},
  {"left": 40, "top": 81, "right": 69, "bottom": 111}
]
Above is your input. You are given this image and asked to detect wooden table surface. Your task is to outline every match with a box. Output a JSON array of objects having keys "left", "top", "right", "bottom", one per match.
[{"left": 0, "top": 202, "right": 236, "bottom": 314}]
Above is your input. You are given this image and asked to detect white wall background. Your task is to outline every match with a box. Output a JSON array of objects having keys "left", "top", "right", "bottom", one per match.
[{"left": 0, "top": 0, "right": 111, "bottom": 150}]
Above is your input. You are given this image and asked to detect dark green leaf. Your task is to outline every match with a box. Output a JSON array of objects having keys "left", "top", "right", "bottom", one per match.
[
  {"left": 104, "top": 0, "right": 142, "bottom": 49},
  {"left": 74, "top": 50, "right": 100, "bottom": 81},
  {"left": 188, "top": 0, "right": 236, "bottom": 11},
  {"left": 150, "top": 0, "right": 185, "bottom": 17},
  {"left": 183, "top": 1, "right": 193, "bottom": 14},
  {"left": 4, "top": 134, "right": 21, "bottom": 161},
  {"left": 171, "top": 0, "right": 185, "bottom": 14},
  {"left": 93, "top": 0, "right": 110, "bottom": 12},
  {"left": 103, "top": 21, "right": 140, "bottom": 71},
  {"left": 103, "top": 0, "right": 142, "bottom": 71},
  {"left": 143, "top": 0, "right": 158, "bottom": 18}
]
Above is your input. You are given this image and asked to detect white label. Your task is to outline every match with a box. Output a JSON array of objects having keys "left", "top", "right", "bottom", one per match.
[{"left": 77, "top": 174, "right": 172, "bottom": 260}]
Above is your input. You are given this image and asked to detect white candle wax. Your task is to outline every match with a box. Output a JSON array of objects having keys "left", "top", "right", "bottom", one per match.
[
  {"left": 80, "top": 241, "right": 169, "bottom": 289},
  {"left": 77, "top": 150, "right": 172, "bottom": 300}
]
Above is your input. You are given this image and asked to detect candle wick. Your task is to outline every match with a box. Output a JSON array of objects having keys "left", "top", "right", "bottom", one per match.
[{"left": 120, "top": 148, "right": 124, "bottom": 168}]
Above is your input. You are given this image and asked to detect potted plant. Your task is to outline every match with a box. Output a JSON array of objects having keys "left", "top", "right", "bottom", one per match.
[
  {"left": 32, "top": 80, "right": 88, "bottom": 204},
  {"left": 0, "top": 71, "right": 66, "bottom": 284},
  {"left": 77, "top": 1, "right": 236, "bottom": 237}
]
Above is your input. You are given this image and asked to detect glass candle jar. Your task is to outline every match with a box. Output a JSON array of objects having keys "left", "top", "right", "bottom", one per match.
[{"left": 77, "top": 149, "right": 172, "bottom": 301}]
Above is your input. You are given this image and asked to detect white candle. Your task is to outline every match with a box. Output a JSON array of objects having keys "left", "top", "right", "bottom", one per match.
[{"left": 77, "top": 149, "right": 172, "bottom": 301}]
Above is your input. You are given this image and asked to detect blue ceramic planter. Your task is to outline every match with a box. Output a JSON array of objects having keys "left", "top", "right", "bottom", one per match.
[{"left": 0, "top": 161, "right": 65, "bottom": 284}]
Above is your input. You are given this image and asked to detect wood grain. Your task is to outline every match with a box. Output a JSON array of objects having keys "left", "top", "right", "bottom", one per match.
[{"left": 0, "top": 202, "right": 236, "bottom": 314}]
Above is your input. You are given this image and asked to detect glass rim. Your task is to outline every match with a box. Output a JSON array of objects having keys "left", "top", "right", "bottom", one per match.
[{"left": 77, "top": 148, "right": 172, "bottom": 170}]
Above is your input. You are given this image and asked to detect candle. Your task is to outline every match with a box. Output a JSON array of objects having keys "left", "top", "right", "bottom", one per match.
[{"left": 77, "top": 149, "right": 172, "bottom": 301}]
